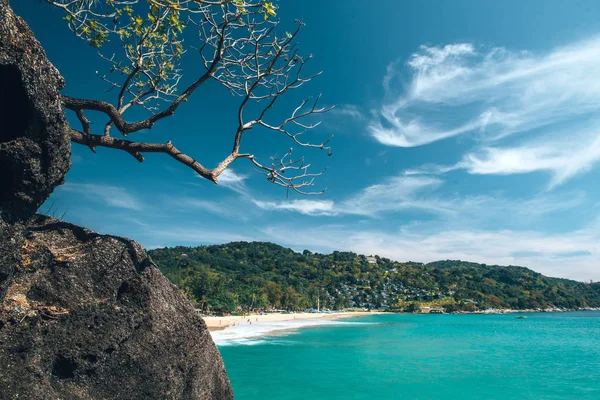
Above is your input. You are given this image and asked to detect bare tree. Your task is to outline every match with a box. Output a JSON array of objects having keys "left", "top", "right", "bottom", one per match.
[{"left": 45, "top": 0, "right": 332, "bottom": 194}]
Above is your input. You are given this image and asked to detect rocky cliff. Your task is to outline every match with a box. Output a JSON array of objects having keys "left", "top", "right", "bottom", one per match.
[
  {"left": 0, "top": 1, "right": 233, "bottom": 398},
  {"left": 0, "top": 216, "right": 233, "bottom": 399},
  {"left": 0, "top": 0, "right": 70, "bottom": 225}
]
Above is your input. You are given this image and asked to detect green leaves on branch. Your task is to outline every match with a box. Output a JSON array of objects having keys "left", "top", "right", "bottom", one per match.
[
  {"left": 263, "top": 1, "right": 277, "bottom": 19},
  {"left": 57, "top": 0, "right": 191, "bottom": 98},
  {"left": 230, "top": 0, "right": 278, "bottom": 20},
  {"left": 53, "top": 0, "right": 282, "bottom": 107}
]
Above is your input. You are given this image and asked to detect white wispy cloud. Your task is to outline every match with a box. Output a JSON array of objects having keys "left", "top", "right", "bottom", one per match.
[
  {"left": 59, "top": 183, "right": 143, "bottom": 211},
  {"left": 143, "top": 226, "right": 252, "bottom": 246},
  {"left": 252, "top": 199, "right": 336, "bottom": 216},
  {"left": 214, "top": 169, "right": 250, "bottom": 195},
  {"left": 249, "top": 174, "right": 584, "bottom": 221},
  {"left": 252, "top": 176, "right": 444, "bottom": 217},
  {"left": 329, "top": 104, "right": 365, "bottom": 120},
  {"left": 188, "top": 174, "right": 447, "bottom": 218},
  {"left": 370, "top": 37, "right": 600, "bottom": 147},
  {"left": 458, "top": 132, "right": 600, "bottom": 188},
  {"left": 339, "top": 176, "right": 444, "bottom": 215},
  {"left": 407, "top": 123, "right": 600, "bottom": 188},
  {"left": 175, "top": 197, "right": 232, "bottom": 217}
]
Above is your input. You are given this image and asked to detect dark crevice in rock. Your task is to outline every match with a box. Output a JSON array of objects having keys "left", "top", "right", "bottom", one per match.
[
  {"left": 116, "top": 281, "right": 132, "bottom": 301},
  {"left": 83, "top": 354, "right": 98, "bottom": 364},
  {"left": 12, "top": 343, "right": 29, "bottom": 354},
  {"left": 26, "top": 219, "right": 102, "bottom": 243},
  {"left": 0, "top": 270, "right": 11, "bottom": 289},
  {"left": 52, "top": 355, "right": 77, "bottom": 380},
  {"left": 0, "top": 64, "right": 30, "bottom": 143},
  {"left": 27, "top": 216, "right": 154, "bottom": 274}
]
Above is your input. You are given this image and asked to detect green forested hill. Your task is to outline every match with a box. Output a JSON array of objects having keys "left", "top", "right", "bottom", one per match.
[{"left": 147, "top": 242, "right": 600, "bottom": 314}]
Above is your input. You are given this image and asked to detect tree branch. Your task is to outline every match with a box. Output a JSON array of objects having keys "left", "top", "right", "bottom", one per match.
[
  {"left": 70, "top": 129, "right": 216, "bottom": 182},
  {"left": 52, "top": 0, "right": 332, "bottom": 194}
]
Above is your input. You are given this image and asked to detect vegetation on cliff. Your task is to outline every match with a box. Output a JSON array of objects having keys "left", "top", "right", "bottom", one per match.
[{"left": 149, "top": 241, "right": 600, "bottom": 314}]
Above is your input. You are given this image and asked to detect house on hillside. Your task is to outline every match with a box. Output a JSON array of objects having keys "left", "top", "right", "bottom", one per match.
[{"left": 365, "top": 256, "right": 377, "bottom": 264}]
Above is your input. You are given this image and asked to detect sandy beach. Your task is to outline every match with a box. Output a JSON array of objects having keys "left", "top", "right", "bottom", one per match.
[
  {"left": 204, "top": 311, "right": 373, "bottom": 331},
  {"left": 204, "top": 312, "right": 376, "bottom": 345}
]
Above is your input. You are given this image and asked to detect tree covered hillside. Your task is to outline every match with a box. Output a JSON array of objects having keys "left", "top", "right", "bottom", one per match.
[{"left": 148, "top": 242, "right": 600, "bottom": 314}]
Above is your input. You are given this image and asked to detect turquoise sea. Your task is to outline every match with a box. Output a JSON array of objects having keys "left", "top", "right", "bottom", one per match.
[{"left": 219, "top": 312, "right": 600, "bottom": 399}]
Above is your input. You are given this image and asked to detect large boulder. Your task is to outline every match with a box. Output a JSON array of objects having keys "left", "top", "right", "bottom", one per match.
[
  {"left": 0, "top": 215, "right": 234, "bottom": 399},
  {"left": 0, "top": 0, "right": 71, "bottom": 224},
  {"left": 0, "top": 2, "right": 234, "bottom": 398}
]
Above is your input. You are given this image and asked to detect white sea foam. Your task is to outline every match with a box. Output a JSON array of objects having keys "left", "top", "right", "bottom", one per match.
[{"left": 211, "top": 318, "right": 358, "bottom": 346}]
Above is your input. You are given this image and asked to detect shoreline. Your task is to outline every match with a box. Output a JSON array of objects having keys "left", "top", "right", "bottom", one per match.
[
  {"left": 205, "top": 307, "right": 600, "bottom": 331},
  {"left": 420, "top": 307, "right": 600, "bottom": 315},
  {"left": 204, "top": 307, "right": 600, "bottom": 331},
  {"left": 204, "top": 312, "right": 377, "bottom": 345},
  {"left": 205, "top": 309, "right": 599, "bottom": 345},
  {"left": 204, "top": 311, "right": 374, "bottom": 331}
]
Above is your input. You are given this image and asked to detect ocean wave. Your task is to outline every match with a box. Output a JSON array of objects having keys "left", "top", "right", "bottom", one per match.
[
  {"left": 217, "top": 338, "right": 270, "bottom": 347},
  {"left": 211, "top": 318, "right": 366, "bottom": 346}
]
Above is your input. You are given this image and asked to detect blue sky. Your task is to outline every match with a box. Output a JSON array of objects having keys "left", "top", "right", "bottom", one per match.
[{"left": 15, "top": 1, "right": 600, "bottom": 280}]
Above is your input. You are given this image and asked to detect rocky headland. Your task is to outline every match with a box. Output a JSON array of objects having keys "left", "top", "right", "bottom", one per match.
[{"left": 0, "top": 1, "right": 233, "bottom": 398}]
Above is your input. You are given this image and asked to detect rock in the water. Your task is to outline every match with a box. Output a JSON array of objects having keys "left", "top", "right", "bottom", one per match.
[
  {"left": 0, "top": 215, "right": 234, "bottom": 400},
  {"left": 0, "top": 0, "right": 71, "bottom": 224}
]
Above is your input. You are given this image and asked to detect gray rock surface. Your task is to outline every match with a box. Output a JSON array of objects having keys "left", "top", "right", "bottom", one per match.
[
  {"left": 0, "top": 0, "right": 71, "bottom": 224},
  {"left": 0, "top": 2, "right": 234, "bottom": 398},
  {"left": 0, "top": 216, "right": 234, "bottom": 399}
]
